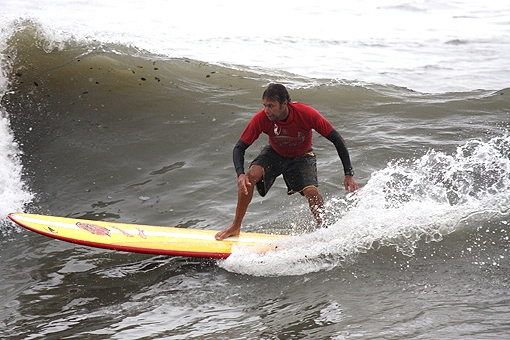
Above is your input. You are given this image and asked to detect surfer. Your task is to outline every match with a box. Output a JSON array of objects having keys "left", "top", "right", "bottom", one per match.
[{"left": 215, "top": 84, "right": 358, "bottom": 240}]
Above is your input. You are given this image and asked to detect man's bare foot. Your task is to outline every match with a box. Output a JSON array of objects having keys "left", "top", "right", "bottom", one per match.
[{"left": 215, "top": 225, "right": 241, "bottom": 241}]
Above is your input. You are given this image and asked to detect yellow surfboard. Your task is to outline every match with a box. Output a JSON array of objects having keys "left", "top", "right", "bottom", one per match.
[{"left": 8, "top": 213, "right": 289, "bottom": 259}]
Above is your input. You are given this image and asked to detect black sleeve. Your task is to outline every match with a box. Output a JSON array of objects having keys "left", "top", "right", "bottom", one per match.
[
  {"left": 233, "top": 139, "right": 250, "bottom": 177},
  {"left": 326, "top": 129, "right": 355, "bottom": 176}
]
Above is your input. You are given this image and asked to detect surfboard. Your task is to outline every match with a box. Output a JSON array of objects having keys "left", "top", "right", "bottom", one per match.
[{"left": 7, "top": 213, "right": 289, "bottom": 259}]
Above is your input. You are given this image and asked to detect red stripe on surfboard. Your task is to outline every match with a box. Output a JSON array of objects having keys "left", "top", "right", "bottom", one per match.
[{"left": 8, "top": 214, "right": 231, "bottom": 259}]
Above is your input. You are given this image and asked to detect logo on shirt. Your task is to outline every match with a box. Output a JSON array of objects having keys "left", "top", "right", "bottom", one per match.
[{"left": 273, "top": 123, "right": 281, "bottom": 136}]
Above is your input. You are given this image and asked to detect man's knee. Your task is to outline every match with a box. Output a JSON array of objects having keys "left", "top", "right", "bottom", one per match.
[
  {"left": 247, "top": 165, "right": 263, "bottom": 183},
  {"left": 302, "top": 186, "right": 320, "bottom": 198}
]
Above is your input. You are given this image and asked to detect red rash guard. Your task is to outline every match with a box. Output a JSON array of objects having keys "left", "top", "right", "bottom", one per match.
[{"left": 239, "top": 102, "right": 334, "bottom": 158}]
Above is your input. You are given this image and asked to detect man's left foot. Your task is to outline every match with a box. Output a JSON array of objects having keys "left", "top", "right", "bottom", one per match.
[{"left": 215, "top": 225, "right": 240, "bottom": 241}]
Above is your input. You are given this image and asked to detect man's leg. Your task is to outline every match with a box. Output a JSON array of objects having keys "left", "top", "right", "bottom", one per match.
[
  {"left": 302, "top": 186, "right": 325, "bottom": 227},
  {"left": 215, "top": 165, "right": 263, "bottom": 240}
]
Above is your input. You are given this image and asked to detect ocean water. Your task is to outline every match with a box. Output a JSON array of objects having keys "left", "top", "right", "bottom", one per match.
[{"left": 1, "top": 1, "right": 510, "bottom": 339}]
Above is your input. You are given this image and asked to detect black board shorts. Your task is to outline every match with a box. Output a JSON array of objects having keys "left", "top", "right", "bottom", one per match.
[{"left": 251, "top": 145, "right": 318, "bottom": 197}]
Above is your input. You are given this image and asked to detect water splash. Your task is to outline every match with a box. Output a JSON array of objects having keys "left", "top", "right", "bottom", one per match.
[
  {"left": 220, "top": 135, "right": 510, "bottom": 276},
  {"left": 0, "top": 112, "right": 33, "bottom": 226},
  {"left": 0, "top": 38, "right": 34, "bottom": 230}
]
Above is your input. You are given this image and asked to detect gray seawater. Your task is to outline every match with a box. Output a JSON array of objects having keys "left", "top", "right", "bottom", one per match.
[{"left": 2, "top": 23, "right": 510, "bottom": 339}]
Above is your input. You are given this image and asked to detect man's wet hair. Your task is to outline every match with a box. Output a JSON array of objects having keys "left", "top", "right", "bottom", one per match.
[{"left": 262, "top": 83, "right": 291, "bottom": 104}]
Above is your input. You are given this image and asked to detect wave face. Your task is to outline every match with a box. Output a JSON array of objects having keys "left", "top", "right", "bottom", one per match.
[{"left": 1, "top": 10, "right": 510, "bottom": 340}]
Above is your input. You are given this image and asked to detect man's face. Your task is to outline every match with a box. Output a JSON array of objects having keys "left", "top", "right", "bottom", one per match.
[{"left": 263, "top": 98, "right": 288, "bottom": 121}]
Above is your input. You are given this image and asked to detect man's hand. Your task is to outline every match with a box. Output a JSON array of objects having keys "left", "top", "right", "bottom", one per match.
[
  {"left": 237, "top": 174, "right": 252, "bottom": 195},
  {"left": 344, "top": 175, "right": 359, "bottom": 193}
]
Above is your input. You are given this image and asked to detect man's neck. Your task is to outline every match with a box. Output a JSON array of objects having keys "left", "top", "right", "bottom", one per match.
[{"left": 281, "top": 106, "right": 290, "bottom": 122}]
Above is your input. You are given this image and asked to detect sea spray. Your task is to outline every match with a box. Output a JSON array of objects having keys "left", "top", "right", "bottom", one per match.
[
  {"left": 0, "top": 112, "right": 33, "bottom": 227},
  {"left": 220, "top": 135, "right": 510, "bottom": 276},
  {"left": 0, "top": 33, "right": 34, "bottom": 229}
]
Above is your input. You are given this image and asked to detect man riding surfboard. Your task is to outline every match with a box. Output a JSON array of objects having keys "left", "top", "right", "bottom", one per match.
[{"left": 216, "top": 84, "right": 358, "bottom": 240}]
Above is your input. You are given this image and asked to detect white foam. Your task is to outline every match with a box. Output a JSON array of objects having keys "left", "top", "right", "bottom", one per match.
[
  {"left": 0, "top": 24, "right": 34, "bottom": 225},
  {"left": 220, "top": 136, "right": 510, "bottom": 276},
  {"left": 0, "top": 112, "right": 33, "bottom": 221}
]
